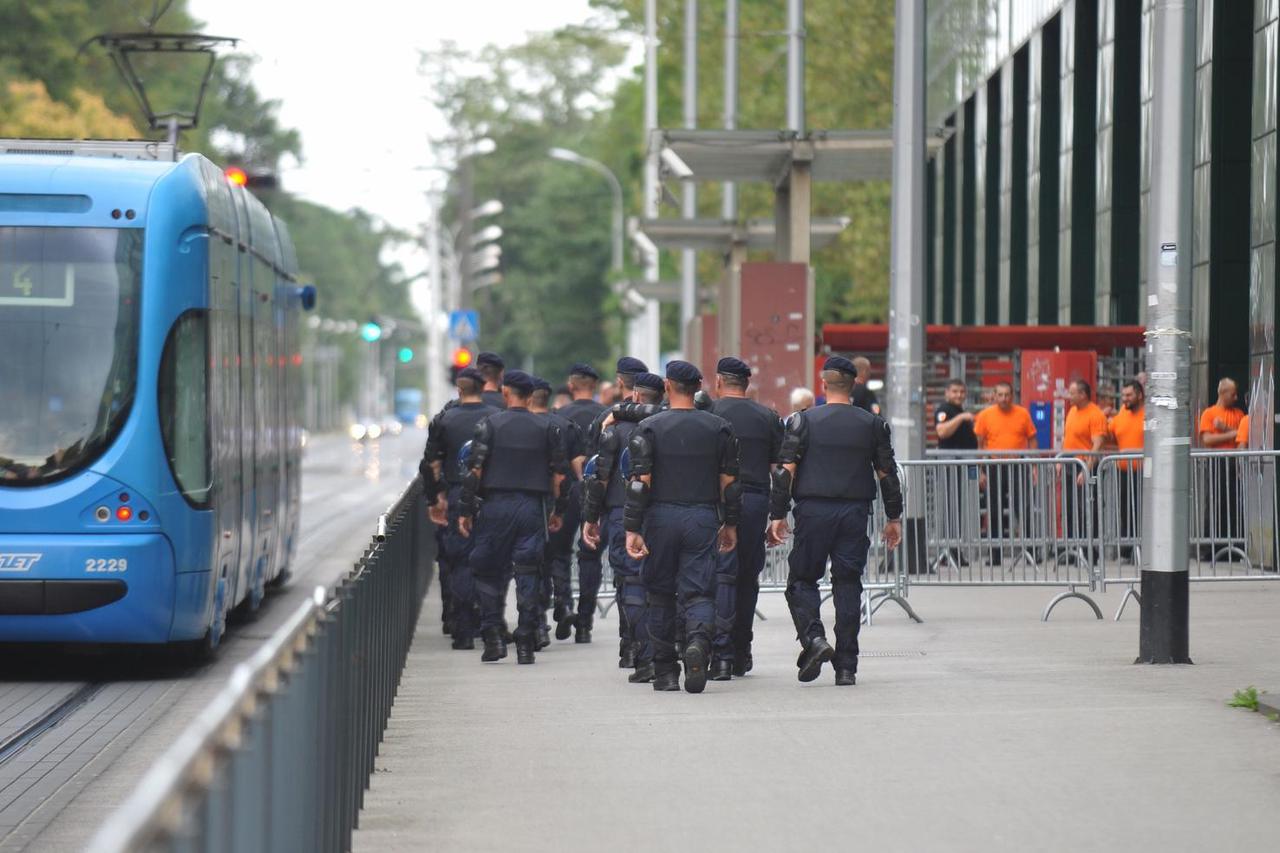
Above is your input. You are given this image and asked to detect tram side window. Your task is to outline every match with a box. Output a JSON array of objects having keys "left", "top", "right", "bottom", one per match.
[{"left": 159, "top": 310, "right": 211, "bottom": 506}]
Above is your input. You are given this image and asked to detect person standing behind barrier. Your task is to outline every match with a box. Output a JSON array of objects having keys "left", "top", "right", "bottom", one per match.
[
  {"left": 1236, "top": 412, "right": 1250, "bottom": 449},
  {"left": 1198, "top": 377, "right": 1245, "bottom": 559},
  {"left": 1108, "top": 380, "right": 1145, "bottom": 562},
  {"left": 706, "top": 357, "right": 783, "bottom": 681},
  {"left": 934, "top": 378, "right": 979, "bottom": 567},
  {"left": 582, "top": 371, "right": 664, "bottom": 683},
  {"left": 549, "top": 364, "right": 607, "bottom": 643},
  {"left": 623, "top": 361, "right": 741, "bottom": 694},
  {"left": 420, "top": 367, "right": 498, "bottom": 649},
  {"left": 457, "top": 371, "right": 568, "bottom": 665},
  {"left": 1062, "top": 380, "right": 1106, "bottom": 561},
  {"left": 974, "top": 382, "right": 1038, "bottom": 566},
  {"left": 475, "top": 352, "right": 507, "bottom": 410},
  {"left": 851, "top": 356, "right": 882, "bottom": 415},
  {"left": 529, "top": 376, "right": 577, "bottom": 651},
  {"left": 767, "top": 357, "right": 904, "bottom": 687}
]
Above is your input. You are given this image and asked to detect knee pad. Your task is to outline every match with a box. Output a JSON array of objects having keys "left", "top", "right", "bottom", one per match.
[
  {"left": 513, "top": 562, "right": 541, "bottom": 577},
  {"left": 715, "top": 572, "right": 737, "bottom": 589},
  {"left": 621, "top": 577, "right": 647, "bottom": 608},
  {"left": 645, "top": 589, "right": 676, "bottom": 609}
]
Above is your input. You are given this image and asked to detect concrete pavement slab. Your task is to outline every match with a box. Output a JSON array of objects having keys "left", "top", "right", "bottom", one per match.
[{"left": 354, "top": 581, "right": 1280, "bottom": 853}]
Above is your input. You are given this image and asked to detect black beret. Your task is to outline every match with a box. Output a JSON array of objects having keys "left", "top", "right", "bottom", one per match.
[
  {"left": 634, "top": 372, "right": 665, "bottom": 392},
  {"left": 476, "top": 351, "right": 504, "bottom": 369},
  {"left": 823, "top": 356, "right": 858, "bottom": 377},
  {"left": 716, "top": 356, "right": 751, "bottom": 379},
  {"left": 616, "top": 356, "right": 648, "bottom": 376},
  {"left": 502, "top": 369, "right": 534, "bottom": 395},
  {"left": 665, "top": 360, "right": 702, "bottom": 384},
  {"left": 531, "top": 376, "right": 552, "bottom": 394},
  {"left": 457, "top": 366, "right": 484, "bottom": 384},
  {"left": 569, "top": 362, "right": 600, "bottom": 380}
]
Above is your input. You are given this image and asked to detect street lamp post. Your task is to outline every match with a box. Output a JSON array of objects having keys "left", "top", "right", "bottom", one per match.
[{"left": 548, "top": 147, "right": 624, "bottom": 273}]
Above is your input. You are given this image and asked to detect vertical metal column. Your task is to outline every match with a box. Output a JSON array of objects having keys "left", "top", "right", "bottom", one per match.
[
  {"left": 458, "top": 157, "right": 474, "bottom": 310},
  {"left": 1139, "top": 0, "right": 1194, "bottom": 664},
  {"left": 634, "top": 0, "right": 663, "bottom": 369},
  {"left": 778, "top": 0, "right": 811, "bottom": 265},
  {"left": 786, "top": 0, "right": 805, "bottom": 135},
  {"left": 424, "top": 198, "right": 447, "bottom": 416},
  {"left": 722, "top": 0, "right": 738, "bottom": 221},
  {"left": 681, "top": 0, "right": 699, "bottom": 357},
  {"left": 888, "top": 0, "right": 928, "bottom": 574}
]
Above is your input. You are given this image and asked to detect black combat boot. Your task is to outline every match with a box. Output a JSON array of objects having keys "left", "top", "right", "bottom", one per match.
[
  {"left": 710, "top": 658, "right": 733, "bottom": 681},
  {"left": 574, "top": 622, "right": 592, "bottom": 644},
  {"left": 451, "top": 634, "right": 475, "bottom": 651},
  {"left": 834, "top": 669, "right": 857, "bottom": 686},
  {"left": 553, "top": 602, "right": 576, "bottom": 640},
  {"left": 536, "top": 625, "right": 551, "bottom": 650},
  {"left": 628, "top": 662, "right": 655, "bottom": 683},
  {"left": 652, "top": 662, "right": 680, "bottom": 691},
  {"left": 516, "top": 638, "right": 536, "bottom": 665},
  {"left": 732, "top": 648, "right": 752, "bottom": 677},
  {"left": 481, "top": 627, "right": 507, "bottom": 662},
  {"left": 619, "top": 640, "right": 636, "bottom": 668},
  {"left": 796, "top": 636, "right": 834, "bottom": 683},
  {"left": 682, "top": 639, "right": 710, "bottom": 694}
]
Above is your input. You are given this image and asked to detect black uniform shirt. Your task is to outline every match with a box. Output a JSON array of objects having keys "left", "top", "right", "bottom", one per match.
[
  {"left": 711, "top": 396, "right": 781, "bottom": 487},
  {"left": 934, "top": 401, "right": 978, "bottom": 451},
  {"left": 852, "top": 383, "right": 881, "bottom": 416},
  {"left": 787, "top": 403, "right": 893, "bottom": 502},
  {"left": 560, "top": 398, "right": 606, "bottom": 463},
  {"left": 479, "top": 408, "right": 564, "bottom": 495},
  {"left": 422, "top": 401, "right": 497, "bottom": 485},
  {"left": 481, "top": 389, "right": 507, "bottom": 410},
  {"left": 636, "top": 409, "right": 737, "bottom": 505}
]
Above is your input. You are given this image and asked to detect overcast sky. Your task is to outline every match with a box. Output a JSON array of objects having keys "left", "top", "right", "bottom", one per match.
[{"left": 191, "top": 0, "right": 602, "bottom": 235}]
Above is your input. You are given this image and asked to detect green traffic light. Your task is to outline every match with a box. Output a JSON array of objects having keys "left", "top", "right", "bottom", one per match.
[
  {"left": 398, "top": 347, "right": 414, "bottom": 364},
  {"left": 359, "top": 322, "right": 382, "bottom": 342}
]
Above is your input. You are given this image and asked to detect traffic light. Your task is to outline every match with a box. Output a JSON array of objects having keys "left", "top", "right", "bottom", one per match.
[
  {"left": 225, "top": 166, "right": 248, "bottom": 186},
  {"left": 224, "top": 166, "right": 280, "bottom": 190},
  {"left": 397, "top": 346, "right": 415, "bottom": 364},
  {"left": 452, "top": 347, "right": 474, "bottom": 368},
  {"left": 360, "top": 321, "right": 383, "bottom": 342}
]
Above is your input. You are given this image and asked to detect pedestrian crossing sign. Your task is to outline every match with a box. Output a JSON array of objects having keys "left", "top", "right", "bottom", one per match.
[{"left": 449, "top": 310, "right": 479, "bottom": 342}]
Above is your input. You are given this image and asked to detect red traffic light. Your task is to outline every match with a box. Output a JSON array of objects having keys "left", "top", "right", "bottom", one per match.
[
  {"left": 225, "top": 166, "right": 248, "bottom": 186},
  {"left": 452, "top": 348, "right": 474, "bottom": 368}
]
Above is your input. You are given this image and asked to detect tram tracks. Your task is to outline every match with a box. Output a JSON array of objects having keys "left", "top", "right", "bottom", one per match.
[{"left": 0, "top": 684, "right": 103, "bottom": 769}]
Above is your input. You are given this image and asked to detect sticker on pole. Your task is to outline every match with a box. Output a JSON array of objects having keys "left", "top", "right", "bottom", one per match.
[{"left": 449, "top": 310, "right": 479, "bottom": 342}]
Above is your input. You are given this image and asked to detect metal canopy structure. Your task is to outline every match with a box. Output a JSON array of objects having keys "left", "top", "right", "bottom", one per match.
[
  {"left": 651, "top": 129, "right": 947, "bottom": 185},
  {"left": 639, "top": 216, "right": 851, "bottom": 252}
]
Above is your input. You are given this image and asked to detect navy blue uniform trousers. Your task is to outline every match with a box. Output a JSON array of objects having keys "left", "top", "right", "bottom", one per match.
[
  {"left": 468, "top": 492, "right": 548, "bottom": 641},
  {"left": 640, "top": 503, "right": 719, "bottom": 665},
  {"left": 712, "top": 489, "right": 770, "bottom": 662},
  {"left": 546, "top": 481, "right": 603, "bottom": 626},
  {"left": 441, "top": 485, "right": 479, "bottom": 639},
  {"left": 785, "top": 498, "right": 871, "bottom": 672},
  {"left": 605, "top": 506, "right": 649, "bottom": 662}
]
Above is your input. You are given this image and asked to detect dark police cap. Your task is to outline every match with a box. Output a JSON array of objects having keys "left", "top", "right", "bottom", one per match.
[
  {"left": 502, "top": 369, "right": 534, "bottom": 395},
  {"left": 531, "top": 376, "right": 552, "bottom": 394},
  {"left": 457, "top": 366, "right": 485, "bottom": 384},
  {"left": 476, "top": 351, "right": 504, "bottom": 369},
  {"left": 716, "top": 356, "right": 751, "bottom": 379},
  {"left": 634, "top": 372, "right": 664, "bottom": 392},
  {"left": 569, "top": 362, "right": 600, "bottom": 380},
  {"left": 823, "top": 355, "right": 858, "bottom": 377},
  {"left": 616, "top": 356, "right": 648, "bottom": 376},
  {"left": 665, "top": 360, "right": 702, "bottom": 384}
]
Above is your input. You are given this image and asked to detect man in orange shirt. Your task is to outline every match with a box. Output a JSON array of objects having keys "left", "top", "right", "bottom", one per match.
[
  {"left": 1198, "top": 377, "right": 1244, "bottom": 560},
  {"left": 1108, "top": 380, "right": 1145, "bottom": 561},
  {"left": 974, "top": 382, "right": 1038, "bottom": 565},
  {"left": 1236, "top": 413, "right": 1250, "bottom": 449},
  {"left": 1061, "top": 380, "right": 1106, "bottom": 559}
]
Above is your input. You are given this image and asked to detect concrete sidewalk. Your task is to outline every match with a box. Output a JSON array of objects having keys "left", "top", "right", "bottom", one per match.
[{"left": 354, "top": 581, "right": 1280, "bottom": 853}]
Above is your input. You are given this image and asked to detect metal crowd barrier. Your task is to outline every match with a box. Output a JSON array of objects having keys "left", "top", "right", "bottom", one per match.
[
  {"left": 899, "top": 454, "right": 1101, "bottom": 620},
  {"left": 87, "top": 479, "right": 432, "bottom": 853},
  {"left": 1096, "top": 449, "right": 1280, "bottom": 619}
]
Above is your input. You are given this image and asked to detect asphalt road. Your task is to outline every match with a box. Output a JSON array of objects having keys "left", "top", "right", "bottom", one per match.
[{"left": 0, "top": 428, "right": 425, "bottom": 852}]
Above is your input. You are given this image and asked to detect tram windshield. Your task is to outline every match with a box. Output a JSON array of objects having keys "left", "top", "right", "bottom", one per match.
[{"left": 0, "top": 227, "right": 142, "bottom": 485}]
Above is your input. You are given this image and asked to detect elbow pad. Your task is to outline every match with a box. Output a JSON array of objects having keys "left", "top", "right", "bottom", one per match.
[
  {"left": 769, "top": 467, "right": 793, "bottom": 520},
  {"left": 581, "top": 478, "right": 606, "bottom": 524},
  {"left": 878, "top": 468, "right": 904, "bottom": 520},
  {"left": 722, "top": 480, "right": 744, "bottom": 527},
  {"left": 611, "top": 402, "right": 662, "bottom": 423},
  {"left": 623, "top": 479, "right": 650, "bottom": 532},
  {"left": 459, "top": 469, "right": 482, "bottom": 518}
]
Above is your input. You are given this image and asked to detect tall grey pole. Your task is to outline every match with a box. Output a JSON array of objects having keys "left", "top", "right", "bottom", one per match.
[
  {"left": 786, "top": 0, "right": 805, "bottom": 136},
  {"left": 634, "top": 0, "right": 661, "bottom": 369},
  {"left": 425, "top": 198, "right": 447, "bottom": 416},
  {"left": 458, "top": 157, "right": 474, "bottom": 310},
  {"left": 680, "top": 0, "right": 698, "bottom": 356},
  {"left": 722, "top": 0, "right": 738, "bottom": 221},
  {"left": 1139, "top": 0, "right": 1194, "bottom": 664},
  {"left": 888, "top": 0, "right": 927, "bottom": 573}
]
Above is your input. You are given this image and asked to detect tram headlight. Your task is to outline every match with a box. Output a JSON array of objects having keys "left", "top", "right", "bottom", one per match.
[{"left": 349, "top": 423, "right": 367, "bottom": 441}]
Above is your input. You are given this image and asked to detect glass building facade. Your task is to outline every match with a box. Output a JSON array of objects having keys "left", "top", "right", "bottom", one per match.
[{"left": 926, "top": 0, "right": 1275, "bottom": 444}]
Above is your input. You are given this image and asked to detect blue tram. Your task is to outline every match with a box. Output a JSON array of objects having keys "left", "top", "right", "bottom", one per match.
[{"left": 0, "top": 144, "right": 314, "bottom": 656}]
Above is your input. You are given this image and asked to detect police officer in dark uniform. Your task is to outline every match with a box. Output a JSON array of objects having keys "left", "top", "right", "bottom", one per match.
[
  {"left": 529, "top": 375, "right": 576, "bottom": 650},
  {"left": 624, "top": 361, "right": 741, "bottom": 694},
  {"left": 458, "top": 370, "right": 568, "bottom": 664},
  {"left": 767, "top": 356, "right": 903, "bottom": 686},
  {"left": 582, "top": 370, "right": 664, "bottom": 681},
  {"left": 850, "top": 356, "right": 881, "bottom": 415},
  {"left": 475, "top": 351, "right": 507, "bottom": 410},
  {"left": 705, "top": 357, "right": 783, "bottom": 680},
  {"left": 420, "top": 366, "right": 498, "bottom": 649},
  {"left": 547, "top": 363, "right": 606, "bottom": 643}
]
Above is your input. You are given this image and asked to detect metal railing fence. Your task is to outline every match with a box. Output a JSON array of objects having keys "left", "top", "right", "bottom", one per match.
[{"left": 88, "top": 479, "right": 431, "bottom": 853}]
